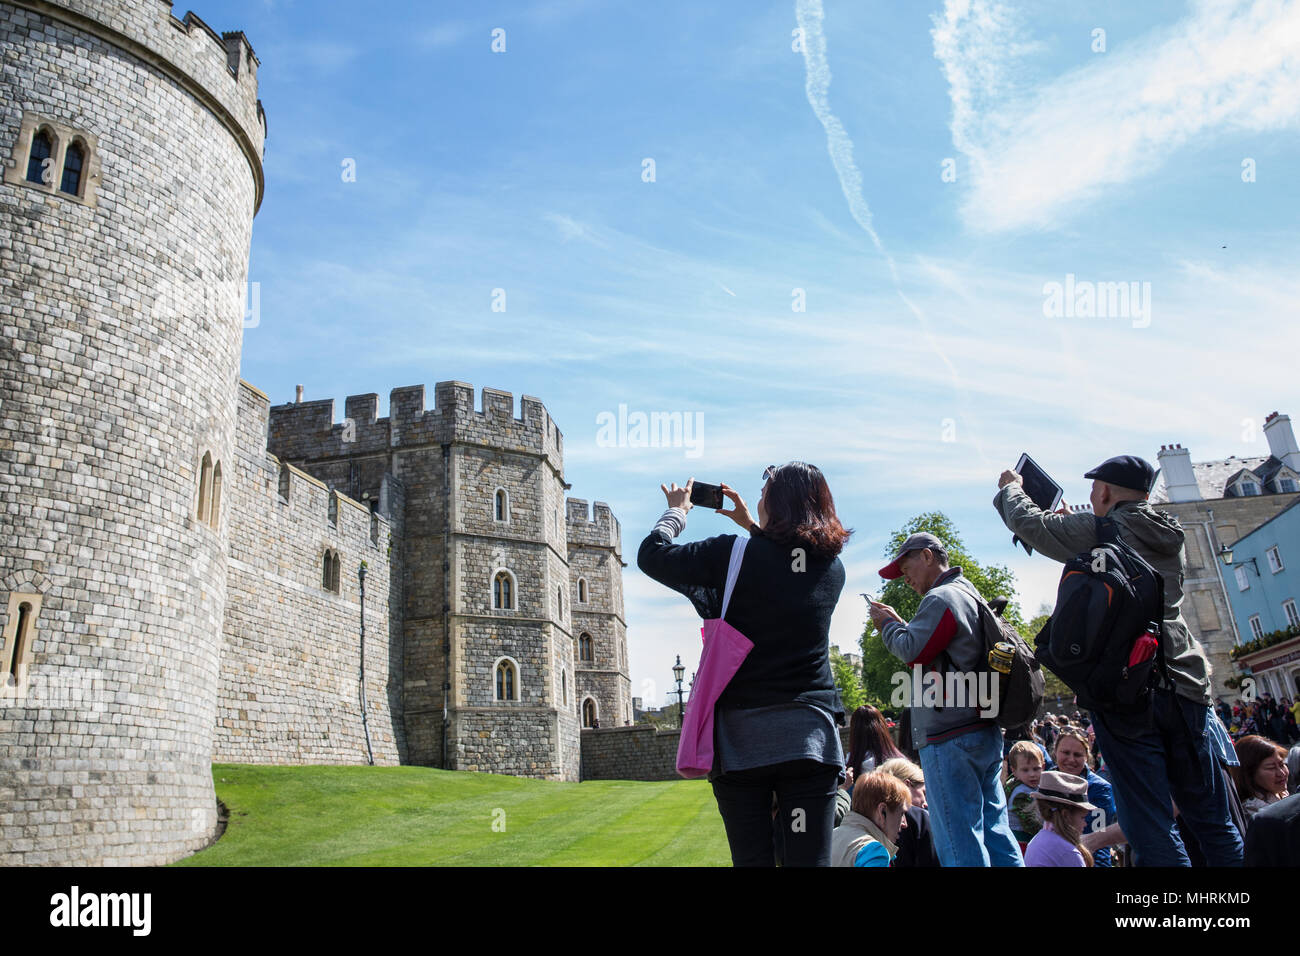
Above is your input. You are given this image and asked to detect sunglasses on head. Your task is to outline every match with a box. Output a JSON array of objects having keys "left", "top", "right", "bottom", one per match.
[{"left": 762, "top": 464, "right": 777, "bottom": 483}]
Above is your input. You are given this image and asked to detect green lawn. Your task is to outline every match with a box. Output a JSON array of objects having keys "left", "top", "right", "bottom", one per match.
[{"left": 174, "top": 764, "right": 732, "bottom": 866}]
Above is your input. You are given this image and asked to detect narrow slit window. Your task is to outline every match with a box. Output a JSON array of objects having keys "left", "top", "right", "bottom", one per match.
[
  {"left": 60, "top": 142, "right": 84, "bottom": 195},
  {"left": 26, "top": 130, "right": 53, "bottom": 185}
]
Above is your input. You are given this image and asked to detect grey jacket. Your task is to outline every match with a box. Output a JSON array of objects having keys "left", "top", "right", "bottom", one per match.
[
  {"left": 993, "top": 483, "right": 1211, "bottom": 706},
  {"left": 881, "top": 567, "right": 995, "bottom": 751}
]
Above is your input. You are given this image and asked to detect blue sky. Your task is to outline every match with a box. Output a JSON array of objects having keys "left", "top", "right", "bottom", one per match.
[{"left": 206, "top": 0, "right": 1300, "bottom": 706}]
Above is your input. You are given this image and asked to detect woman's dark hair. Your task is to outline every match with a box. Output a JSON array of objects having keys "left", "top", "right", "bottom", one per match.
[
  {"left": 760, "top": 461, "right": 852, "bottom": 558},
  {"left": 1232, "top": 734, "right": 1288, "bottom": 802},
  {"left": 847, "top": 704, "right": 904, "bottom": 777}
]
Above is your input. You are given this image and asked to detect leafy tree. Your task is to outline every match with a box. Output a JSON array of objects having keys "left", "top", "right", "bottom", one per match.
[
  {"left": 830, "top": 645, "right": 866, "bottom": 714},
  {"left": 859, "top": 512, "right": 1025, "bottom": 704},
  {"left": 1022, "top": 604, "right": 1073, "bottom": 705}
]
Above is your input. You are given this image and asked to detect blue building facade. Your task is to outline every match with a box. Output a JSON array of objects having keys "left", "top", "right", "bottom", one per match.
[{"left": 1224, "top": 499, "right": 1300, "bottom": 700}]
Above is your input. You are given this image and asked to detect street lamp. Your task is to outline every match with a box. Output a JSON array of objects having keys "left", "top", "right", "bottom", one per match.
[
  {"left": 673, "top": 655, "right": 685, "bottom": 726},
  {"left": 1219, "top": 545, "right": 1259, "bottom": 575}
]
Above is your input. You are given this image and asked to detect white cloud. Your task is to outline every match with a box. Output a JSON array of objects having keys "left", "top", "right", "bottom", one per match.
[{"left": 933, "top": 0, "right": 1300, "bottom": 233}]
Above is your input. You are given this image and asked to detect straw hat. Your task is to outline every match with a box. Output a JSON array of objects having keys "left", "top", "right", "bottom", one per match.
[{"left": 1029, "top": 771, "right": 1097, "bottom": 812}]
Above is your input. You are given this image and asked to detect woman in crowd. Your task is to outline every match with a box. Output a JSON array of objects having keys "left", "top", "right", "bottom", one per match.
[
  {"left": 1232, "top": 735, "right": 1291, "bottom": 824},
  {"left": 879, "top": 757, "right": 941, "bottom": 867},
  {"left": 831, "top": 770, "right": 911, "bottom": 867},
  {"left": 638, "top": 464, "right": 851, "bottom": 866},
  {"left": 845, "top": 704, "right": 904, "bottom": 784}
]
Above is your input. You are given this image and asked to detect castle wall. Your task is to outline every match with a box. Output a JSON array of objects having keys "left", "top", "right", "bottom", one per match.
[
  {"left": 0, "top": 0, "right": 262, "bottom": 865},
  {"left": 213, "top": 382, "right": 404, "bottom": 765}
]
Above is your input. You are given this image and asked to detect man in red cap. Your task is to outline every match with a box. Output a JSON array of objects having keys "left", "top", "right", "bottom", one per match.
[
  {"left": 992, "top": 455, "right": 1242, "bottom": 866},
  {"left": 868, "top": 535, "right": 1024, "bottom": 867}
]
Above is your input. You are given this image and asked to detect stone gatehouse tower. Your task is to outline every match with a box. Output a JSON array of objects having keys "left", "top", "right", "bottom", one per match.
[{"left": 264, "top": 383, "right": 632, "bottom": 782}]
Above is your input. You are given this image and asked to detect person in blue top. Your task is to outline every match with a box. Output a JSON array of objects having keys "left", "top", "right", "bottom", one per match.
[
  {"left": 830, "top": 770, "right": 911, "bottom": 866},
  {"left": 1053, "top": 728, "right": 1117, "bottom": 866}
]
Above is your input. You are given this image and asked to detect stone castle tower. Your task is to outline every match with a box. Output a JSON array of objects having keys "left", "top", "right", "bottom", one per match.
[
  {"left": 0, "top": 0, "right": 630, "bottom": 867},
  {"left": 263, "top": 384, "right": 632, "bottom": 781},
  {"left": 0, "top": 1, "right": 265, "bottom": 865}
]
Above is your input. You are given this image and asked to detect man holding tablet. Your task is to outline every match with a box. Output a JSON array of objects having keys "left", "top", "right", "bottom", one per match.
[{"left": 992, "top": 455, "right": 1242, "bottom": 866}]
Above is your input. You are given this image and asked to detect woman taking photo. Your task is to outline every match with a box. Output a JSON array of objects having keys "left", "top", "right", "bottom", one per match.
[{"left": 637, "top": 463, "right": 851, "bottom": 866}]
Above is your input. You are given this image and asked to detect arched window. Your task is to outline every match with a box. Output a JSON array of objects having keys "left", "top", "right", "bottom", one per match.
[
  {"left": 322, "top": 549, "right": 341, "bottom": 593},
  {"left": 582, "top": 697, "right": 598, "bottom": 728},
  {"left": 579, "top": 633, "right": 593, "bottom": 662},
  {"left": 577, "top": 578, "right": 587, "bottom": 603},
  {"left": 495, "top": 658, "right": 519, "bottom": 701},
  {"left": 209, "top": 462, "right": 222, "bottom": 530},
  {"left": 197, "top": 452, "right": 213, "bottom": 524},
  {"left": 328, "top": 491, "right": 338, "bottom": 527},
  {"left": 60, "top": 141, "right": 84, "bottom": 196},
  {"left": 492, "top": 570, "right": 515, "bottom": 610},
  {"left": 26, "top": 129, "right": 53, "bottom": 185},
  {"left": 5, "top": 602, "right": 33, "bottom": 684},
  {"left": 494, "top": 488, "right": 508, "bottom": 522}
]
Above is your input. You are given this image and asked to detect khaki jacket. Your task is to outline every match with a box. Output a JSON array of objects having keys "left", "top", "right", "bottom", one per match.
[
  {"left": 831, "top": 810, "right": 898, "bottom": 867},
  {"left": 993, "top": 483, "right": 1211, "bottom": 706}
]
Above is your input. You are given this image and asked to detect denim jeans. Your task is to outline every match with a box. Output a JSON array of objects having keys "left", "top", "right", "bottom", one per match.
[
  {"left": 710, "top": 758, "right": 841, "bottom": 866},
  {"left": 1090, "top": 687, "right": 1243, "bottom": 866},
  {"left": 918, "top": 723, "right": 1024, "bottom": 867}
]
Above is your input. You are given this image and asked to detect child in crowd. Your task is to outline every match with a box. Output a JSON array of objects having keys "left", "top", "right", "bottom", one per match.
[
  {"left": 1004, "top": 740, "right": 1044, "bottom": 854},
  {"left": 1024, "top": 771, "right": 1096, "bottom": 867}
]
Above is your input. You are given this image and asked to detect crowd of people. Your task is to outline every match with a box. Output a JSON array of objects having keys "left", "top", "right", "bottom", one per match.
[{"left": 637, "top": 455, "right": 1300, "bottom": 867}]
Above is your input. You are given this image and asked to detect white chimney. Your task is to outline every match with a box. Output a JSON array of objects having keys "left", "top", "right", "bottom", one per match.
[
  {"left": 1263, "top": 412, "right": 1300, "bottom": 471},
  {"left": 1157, "top": 443, "right": 1201, "bottom": 502},
  {"left": 295, "top": 384, "right": 304, "bottom": 403}
]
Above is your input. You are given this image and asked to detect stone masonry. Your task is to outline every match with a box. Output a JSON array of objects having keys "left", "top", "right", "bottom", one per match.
[
  {"left": 0, "top": 0, "right": 265, "bottom": 866},
  {"left": 0, "top": 0, "right": 631, "bottom": 867}
]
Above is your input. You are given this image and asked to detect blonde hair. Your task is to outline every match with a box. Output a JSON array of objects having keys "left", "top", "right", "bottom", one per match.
[
  {"left": 1037, "top": 803, "right": 1094, "bottom": 867},
  {"left": 1006, "top": 741, "right": 1044, "bottom": 781},
  {"left": 1054, "top": 728, "right": 1091, "bottom": 760},
  {"left": 878, "top": 757, "right": 924, "bottom": 787}
]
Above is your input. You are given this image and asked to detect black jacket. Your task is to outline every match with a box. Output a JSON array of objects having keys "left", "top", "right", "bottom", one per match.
[{"left": 637, "top": 524, "right": 846, "bottom": 719}]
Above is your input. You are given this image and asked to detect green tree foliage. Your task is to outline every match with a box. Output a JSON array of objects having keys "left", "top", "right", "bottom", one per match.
[
  {"left": 1022, "top": 606, "right": 1073, "bottom": 704},
  {"left": 859, "top": 512, "right": 1025, "bottom": 704},
  {"left": 830, "top": 645, "right": 866, "bottom": 714}
]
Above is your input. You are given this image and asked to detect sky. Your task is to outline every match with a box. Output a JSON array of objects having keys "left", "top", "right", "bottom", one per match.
[{"left": 203, "top": 0, "right": 1300, "bottom": 706}]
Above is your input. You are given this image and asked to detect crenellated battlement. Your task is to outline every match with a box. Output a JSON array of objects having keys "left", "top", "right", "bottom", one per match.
[
  {"left": 13, "top": 0, "right": 268, "bottom": 206},
  {"left": 267, "top": 382, "right": 565, "bottom": 472},
  {"left": 239, "top": 381, "right": 391, "bottom": 545},
  {"left": 566, "top": 498, "right": 622, "bottom": 552}
]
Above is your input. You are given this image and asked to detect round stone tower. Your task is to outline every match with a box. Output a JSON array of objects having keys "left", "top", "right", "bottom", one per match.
[{"left": 0, "top": 0, "right": 265, "bottom": 865}]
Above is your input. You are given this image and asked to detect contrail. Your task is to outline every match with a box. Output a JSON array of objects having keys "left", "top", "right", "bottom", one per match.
[{"left": 795, "top": 0, "right": 989, "bottom": 467}]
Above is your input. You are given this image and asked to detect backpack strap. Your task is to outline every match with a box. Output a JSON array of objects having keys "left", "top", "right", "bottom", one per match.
[{"left": 1096, "top": 514, "right": 1119, "bottom": 544}]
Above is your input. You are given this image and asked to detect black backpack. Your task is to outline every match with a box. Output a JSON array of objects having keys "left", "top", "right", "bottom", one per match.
[
  {"left": 1034, "top": 516, "right": 1169, "bottom": 714},
  {"left": 973, "top": 595, "right": 1044, "bottom": 730}
]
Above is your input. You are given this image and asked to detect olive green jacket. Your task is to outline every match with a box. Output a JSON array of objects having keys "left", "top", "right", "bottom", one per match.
[{"left": 993, "top": 483, "right": 1212, "bottom": 706}]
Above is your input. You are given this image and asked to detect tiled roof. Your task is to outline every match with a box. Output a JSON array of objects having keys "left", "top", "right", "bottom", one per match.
[{"left": 1149, "top": 455, "right": 1269, "bottom": 504}]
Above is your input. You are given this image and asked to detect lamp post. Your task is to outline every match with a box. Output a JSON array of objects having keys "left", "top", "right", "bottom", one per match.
[{"left": 673, "top": 655, "right": 685, "bottom": 727}]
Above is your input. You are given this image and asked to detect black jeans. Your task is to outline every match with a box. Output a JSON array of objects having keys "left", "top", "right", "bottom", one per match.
[{"left": 710, "top": 758, "right": 841, "bottom": 866}]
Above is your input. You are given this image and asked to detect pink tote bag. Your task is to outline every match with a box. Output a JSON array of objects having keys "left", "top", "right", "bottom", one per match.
[{"left": 676, "top": 536, "right": 754, "bottom": 778}]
